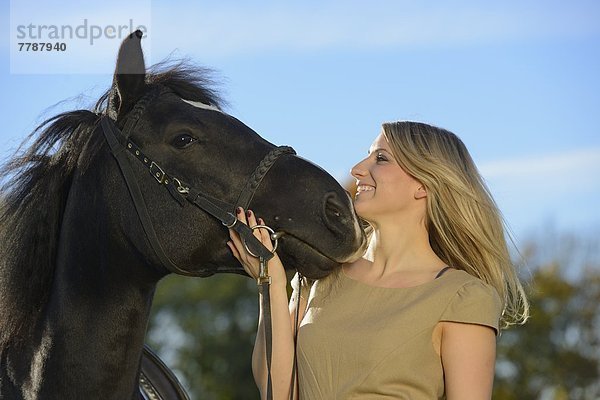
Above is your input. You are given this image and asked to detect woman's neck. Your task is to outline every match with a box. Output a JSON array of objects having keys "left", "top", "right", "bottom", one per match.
[{"left": 368, "top": 215, "right": 444, "bottom": 278}]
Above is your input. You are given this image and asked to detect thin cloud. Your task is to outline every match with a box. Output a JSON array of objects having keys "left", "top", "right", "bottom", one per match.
[
  {"left": 479, "top": 147, "right": 600, "bottom": 236},
  {"left": 479, "top": 148, "right": 600, "bottom": 181}
]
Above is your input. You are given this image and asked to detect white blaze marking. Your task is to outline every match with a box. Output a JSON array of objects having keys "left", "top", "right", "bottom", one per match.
[{"left": 181, "top": 98, "right": 223, "bottom": 113}]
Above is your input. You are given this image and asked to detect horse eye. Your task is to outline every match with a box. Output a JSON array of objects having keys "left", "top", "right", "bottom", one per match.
[{"left": 171, "top": 134, "right": 197, "bottom": 149}]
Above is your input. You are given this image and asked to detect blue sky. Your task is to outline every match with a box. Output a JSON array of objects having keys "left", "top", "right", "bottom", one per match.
[{"left": 1, "top": 0, "right": 599, "bottom": 243}]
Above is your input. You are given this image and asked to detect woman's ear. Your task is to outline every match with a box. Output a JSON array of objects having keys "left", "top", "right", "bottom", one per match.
[{"left": 415, "top": 185, "right": 427, "bottom": 199}]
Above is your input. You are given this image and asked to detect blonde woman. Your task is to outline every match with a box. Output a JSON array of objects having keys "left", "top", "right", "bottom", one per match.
[{"left": 228, "top": 121, "right": 529, "bottom": 399}]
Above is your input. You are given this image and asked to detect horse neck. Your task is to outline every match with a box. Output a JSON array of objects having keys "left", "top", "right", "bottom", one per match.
[{"left": 17, "top": 166, "right": 161, "bottom": 400}]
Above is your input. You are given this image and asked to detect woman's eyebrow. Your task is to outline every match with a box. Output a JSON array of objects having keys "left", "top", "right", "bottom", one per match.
[{"left": 368, "top": 148, "right": 391, "bottom": 155}]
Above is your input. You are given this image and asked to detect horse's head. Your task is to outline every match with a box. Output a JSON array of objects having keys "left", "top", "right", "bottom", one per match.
[{"left": 105, "top": 31, "right": 366, "bottom": 280}]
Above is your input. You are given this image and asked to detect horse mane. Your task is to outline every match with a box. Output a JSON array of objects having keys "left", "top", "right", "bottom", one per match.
[{"left": 0, "top": 61, "right": 223, "bottom": 347}]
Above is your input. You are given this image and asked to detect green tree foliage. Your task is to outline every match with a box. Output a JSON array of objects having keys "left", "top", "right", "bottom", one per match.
[
  {"left": 147, "top": 273, "right": 261, "bottom": 400},
  {"left": 494, "top": 234, "right": 600, "bottom": 399}
]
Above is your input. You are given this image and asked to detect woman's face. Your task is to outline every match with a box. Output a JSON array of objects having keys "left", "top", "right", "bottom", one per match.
[{"left": 350, "top": 132, "right": 425, "bottom": 223}]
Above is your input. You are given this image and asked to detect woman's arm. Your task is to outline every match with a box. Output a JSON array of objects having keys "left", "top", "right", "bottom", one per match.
[
  {"left": 251, "top": 275, "right": 295, "bottom": 400},
  {"left": 227, "top": 208, "right": 295, "bottom": 400},
  {"left": 440, "top": 321, "right": 497, "bottom": 400}
]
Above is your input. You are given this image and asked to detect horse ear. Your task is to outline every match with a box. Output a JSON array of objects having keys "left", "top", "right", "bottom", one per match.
[{"left": 110, "top": 30, "right": 146, "bottom": 121}]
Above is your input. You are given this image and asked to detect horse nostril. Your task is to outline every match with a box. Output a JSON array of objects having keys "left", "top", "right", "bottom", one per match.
[
  {"left": 327, "top": 204, "right": 341, "bottom": 218},
  {"left": 322, "top": 192, "right": 348, "bottom": 234}
]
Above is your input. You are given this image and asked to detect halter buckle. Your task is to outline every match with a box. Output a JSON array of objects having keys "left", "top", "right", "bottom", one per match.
[
  {"left": 149, "top": 162, "right": 166, "bottom": 183},
  {"left": 257, "top": 275, "right": 272, "bottom": 285},
  {"left": 257, "top": 257, "right": 272, "bottom": 286},
  {"left": 173, "top": 177, "right": 190, "bottom": 194}
]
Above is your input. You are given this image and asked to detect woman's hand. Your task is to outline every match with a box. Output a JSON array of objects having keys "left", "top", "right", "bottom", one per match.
[{"left": 227, "top": 207, "right": 287, "bottom": 287}]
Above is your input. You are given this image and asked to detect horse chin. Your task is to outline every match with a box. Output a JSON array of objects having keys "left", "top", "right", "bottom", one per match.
[{"left": 278, "top": 234, "right": 341, "bottom": 280}]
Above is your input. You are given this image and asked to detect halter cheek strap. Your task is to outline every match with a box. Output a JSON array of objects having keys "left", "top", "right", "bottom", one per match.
[{"left": 100, "top": 116, "right": 191, "bottom": 275}]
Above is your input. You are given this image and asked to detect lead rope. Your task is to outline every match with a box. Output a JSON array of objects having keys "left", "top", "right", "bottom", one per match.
[
  {"left": 257, "top": 256, "right": 274, "bottom": 400},
  {"left": 242, "top": 228, "right": 278, "bottom": 400},
  {"left": 289, "top": 273, "right": 302, "bottom": 400},
  {"left": 251, "top": 249, "right": 302, "bottom": 400}
]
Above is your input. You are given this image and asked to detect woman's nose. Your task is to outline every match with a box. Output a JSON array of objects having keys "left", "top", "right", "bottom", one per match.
[{"left": 350, "top": 158, "right": 368, "bottom": 179}]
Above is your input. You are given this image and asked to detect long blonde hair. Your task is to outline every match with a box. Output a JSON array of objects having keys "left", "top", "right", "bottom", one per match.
[{"left": 381, "top": 121, "right": 529, "bottom": 328}]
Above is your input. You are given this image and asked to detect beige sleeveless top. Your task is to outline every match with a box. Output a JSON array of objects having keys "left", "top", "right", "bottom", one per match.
[{"left": 292, "top": 268, "right": 502, "bottom": 399}]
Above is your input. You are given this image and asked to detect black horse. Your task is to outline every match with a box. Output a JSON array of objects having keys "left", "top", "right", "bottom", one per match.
[{"left": 0, "top": 32, "right": 366, "bottom": 399}]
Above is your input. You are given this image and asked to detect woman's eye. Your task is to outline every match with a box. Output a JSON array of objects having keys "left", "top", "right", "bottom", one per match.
[
  {"left": 376, "top": 153, "right": 387, "bottom": 162},
  {"left": 171, "top": 134, "right": 197, "bottom": 149}
]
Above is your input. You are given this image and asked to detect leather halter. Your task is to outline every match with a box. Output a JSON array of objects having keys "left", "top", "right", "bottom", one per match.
[
  {"left": 99, "top": 86, "right": 295, "bottom": 275},
  {"left": 99, "top": 86, "right": 292, "bottom": 399}
]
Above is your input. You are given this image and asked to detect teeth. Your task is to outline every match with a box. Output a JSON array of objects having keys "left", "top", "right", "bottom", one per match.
[{"left": 357, "top": 185, "right": 374, "bottom": 193}]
